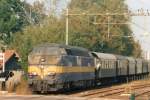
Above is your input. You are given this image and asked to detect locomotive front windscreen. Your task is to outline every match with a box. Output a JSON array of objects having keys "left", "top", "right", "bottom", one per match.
[{"left": 28, "top": 47, "right": 63, "bottom": 65}]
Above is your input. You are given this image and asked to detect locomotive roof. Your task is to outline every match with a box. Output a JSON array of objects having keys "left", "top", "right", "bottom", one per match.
[
  {"left": 92, "top": 52, "right": 117, "bottom": 60},
  {"left": 34, "top": 43, "right": 89, "bottom": 52}
]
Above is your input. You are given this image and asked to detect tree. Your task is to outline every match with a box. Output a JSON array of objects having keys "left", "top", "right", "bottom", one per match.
[
  {"left": 0, "top": 0, "right": 46, "bottom": 45},
  {"left": 27, "top": 1, "right": 46, "bottom": 24},
  {"left": 10, "top": 0, "right": 142, "bottom": 71},
  {"left": 0, "top": 0, "right": 25, "bottom": 44},
  {"left": 0, "top": 0, "right": 47, "bottom": 70},
  {"left": 10, "top": 16, "right": 65, "bottom": 71},
  {"left": 65, "top": 0, "right": 142, "bottom": 57}
]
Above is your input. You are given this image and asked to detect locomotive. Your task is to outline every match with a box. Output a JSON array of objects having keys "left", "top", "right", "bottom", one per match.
[{"left": 28, "top": 43, "right": 150, "bottom": 93}]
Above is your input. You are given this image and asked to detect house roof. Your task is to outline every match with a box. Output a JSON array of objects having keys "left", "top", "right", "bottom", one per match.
[
  {"left": 5, "top": 50, "right": 19, "bottom": 62},
  {"left": 0, "top": 50, "right": 19, "bottom": 69}
]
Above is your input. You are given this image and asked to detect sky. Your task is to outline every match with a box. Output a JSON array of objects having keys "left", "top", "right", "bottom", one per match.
[
  {"left": 126, "top": 0, "right": 150, "bottom": 52},
  {"left": 26, "top": 0, "right": 150, "bottom": 52}
]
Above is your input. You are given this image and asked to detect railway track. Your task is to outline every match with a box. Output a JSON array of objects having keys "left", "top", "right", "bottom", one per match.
[
  {"left": 105, "top": 84, "right": 150, "bottom": 99},
  {"left": 133, "top": 86, "right": 150, "bottom": 100},
  {"left": 69, "top": 81, "right": 150, "bottom": 100},
  {"left": 82, "top": 84, "right": 150, "bottom": 98}
]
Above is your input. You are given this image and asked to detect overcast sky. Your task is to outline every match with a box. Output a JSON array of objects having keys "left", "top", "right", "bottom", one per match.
[
  {"left": 126, "top": 0, "right": 150, "bottom": 52},
  {"left": 26, "top": 0, "right": 150, "bottom": 52}
]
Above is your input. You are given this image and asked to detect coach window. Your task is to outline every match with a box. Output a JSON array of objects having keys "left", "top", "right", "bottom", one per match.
[
  {"left": 104, "top": 61, "right": 106, "bottom": 69},
  {"left": 118, "top": 60, "right": 120, "bottom": 68},
  {"left": 107, "top": 61, "right": 108, "bottom": 68},
  {"left": 103, "top": 60, "right": 106, "bottom": 68},
  {"left": 113, "top": 61, "right": 115, "bottom": 68},
  {"left": 108, "top": 61, "right": 111, "bottom": 68},
  {"left": 101, "top": 60, "right": 103, "bottom": 68},
  {"left": 110, "top": 61, "right": 112, "bottom": 68},
  {"left": 110, "top": 60, "right": 112, "bottom": 68},
  {"left": 105, "top": 61, "right": 107, "bottom": 69},
  {"left": 106, "top": 60, "right": 108, "bottom": 69},
  {"left": 120, "top": 61, "right": 122, "bottom": 68},
  {"left": 120, "top": 61, "right": 125, "bottom": 68},
  {"left": 109, "top": 61, "right": 110, "bottom": 68},
  {"left": 108, "top": 61, "right": 109, "bottom": 69},
  {"left": 103, "top": 60, "right": 105, "bottom": 68},
  {"left": 109, "top": 61, "right": 111, "bottom": 68},
  {"left": 103, "top": 60, "right": 105, "bottom": 69},
  {"left": 105, "top": 61, "right": 106, "bottom": 69},
  {"left": 104, "top": 60, "right": 106, "bottom": 69},
  {"left": 121, "top": 61, "right": 122, "bottom": 68},
  {"left": 107, "top": 61, "right": 109, "bottom": 69},
  {"left": 106, "top": 61, "right": 108, "bottom": 69},
  {"left": 111, "top": 61, "right": 113, "bottom": 68},
  {"left": 112, "top": 61, "right": 114, "bottom": 68},
  {"left": 100, "top": 60, "right": 102, "bottom": 68}
]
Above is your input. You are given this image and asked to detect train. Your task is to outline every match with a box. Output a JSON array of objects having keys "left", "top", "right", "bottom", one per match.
[{"left": 28, "top": 43, "right": 150, "bottom": 93}]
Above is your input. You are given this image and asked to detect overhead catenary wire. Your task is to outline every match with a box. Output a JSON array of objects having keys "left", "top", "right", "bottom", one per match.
[
  {"left": 65, "top": 0, "right": 150, "bottom": 45},
  {"left": 91, "top": 0, "right": 150, "bottom": 37}
]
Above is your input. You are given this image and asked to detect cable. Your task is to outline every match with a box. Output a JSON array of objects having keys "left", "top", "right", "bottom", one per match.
[{"left": 97, "top": 1, "right": 150, "bottom": 35}]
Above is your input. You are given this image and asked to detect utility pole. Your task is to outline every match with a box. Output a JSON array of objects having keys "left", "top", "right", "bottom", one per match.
[
  {"left": 50, "top": 0, "right": 56, "bottom": 15},
  {"left": 66, "top": 7, "right": 69, "bottom": 45},
  {"left": 65, "top": 9, "right": 150, "bottom": 43},
  {"left": 29, "top": 7, "right": 32, "bottom": 24},
  {"left": 107, "top": 13, "right": 110, "bottom": 39}
]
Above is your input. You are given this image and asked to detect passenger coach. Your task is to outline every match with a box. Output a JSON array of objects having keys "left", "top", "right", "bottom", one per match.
[{"left": 91, "top": 52, "right": 117, "bottom": 85}]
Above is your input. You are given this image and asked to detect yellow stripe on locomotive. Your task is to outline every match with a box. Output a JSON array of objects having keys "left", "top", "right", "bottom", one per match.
[{"left": 28, "top": 65, "right": 95, "bottom": 79}]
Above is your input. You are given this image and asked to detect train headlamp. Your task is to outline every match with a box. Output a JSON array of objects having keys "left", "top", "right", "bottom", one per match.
[
  {"left": 29, "top": 72, "right": 38, "bottom": 76},
  {"left": 32, "top": 72, "right": 38, "bottom": 76},
  {"left": 40, "top": 65, "right": 44, "bottom": 69},
  {"left": 41, "top": 58, "right": 46, "bottom": 62},
  {"left": 47, "top": 72, "right": 56, "bottom": 76}
]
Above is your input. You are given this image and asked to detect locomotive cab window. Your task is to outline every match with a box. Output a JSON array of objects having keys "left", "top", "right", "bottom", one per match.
[
  {"left": 65, "top": 48, "right": 90, "bottom": 57},
  {"left": 65, "top": 49, "right": 73, "bottom": 55}
]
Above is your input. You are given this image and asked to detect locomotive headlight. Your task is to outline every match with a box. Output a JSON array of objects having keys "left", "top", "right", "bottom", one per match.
[
  {"left": 40, "top": 65, "right": 44, "bottom": 69},
  {"left": 47, "top": 72, "right": 56, "bottom": 76},
  {"left": 40, "top": 58, "right": 46, "bottom": 63},
  {"left": 29, "top": 72, "right": 38, "bottom": 76},
  {"left": 32, "top": 72, "right": 38, "bottom": 76}
]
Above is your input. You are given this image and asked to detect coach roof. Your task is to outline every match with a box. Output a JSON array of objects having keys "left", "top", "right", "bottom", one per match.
[
  {"left": 126, "top": 57, "right": 136, "bottom": 62},
  {"left": 91, "top": 52, "right": 117, "bottom": 60}
]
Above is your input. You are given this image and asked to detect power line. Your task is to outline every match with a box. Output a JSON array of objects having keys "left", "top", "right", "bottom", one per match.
[{"left": 65, "top": 0, "right": 150, "bottom": 45}]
